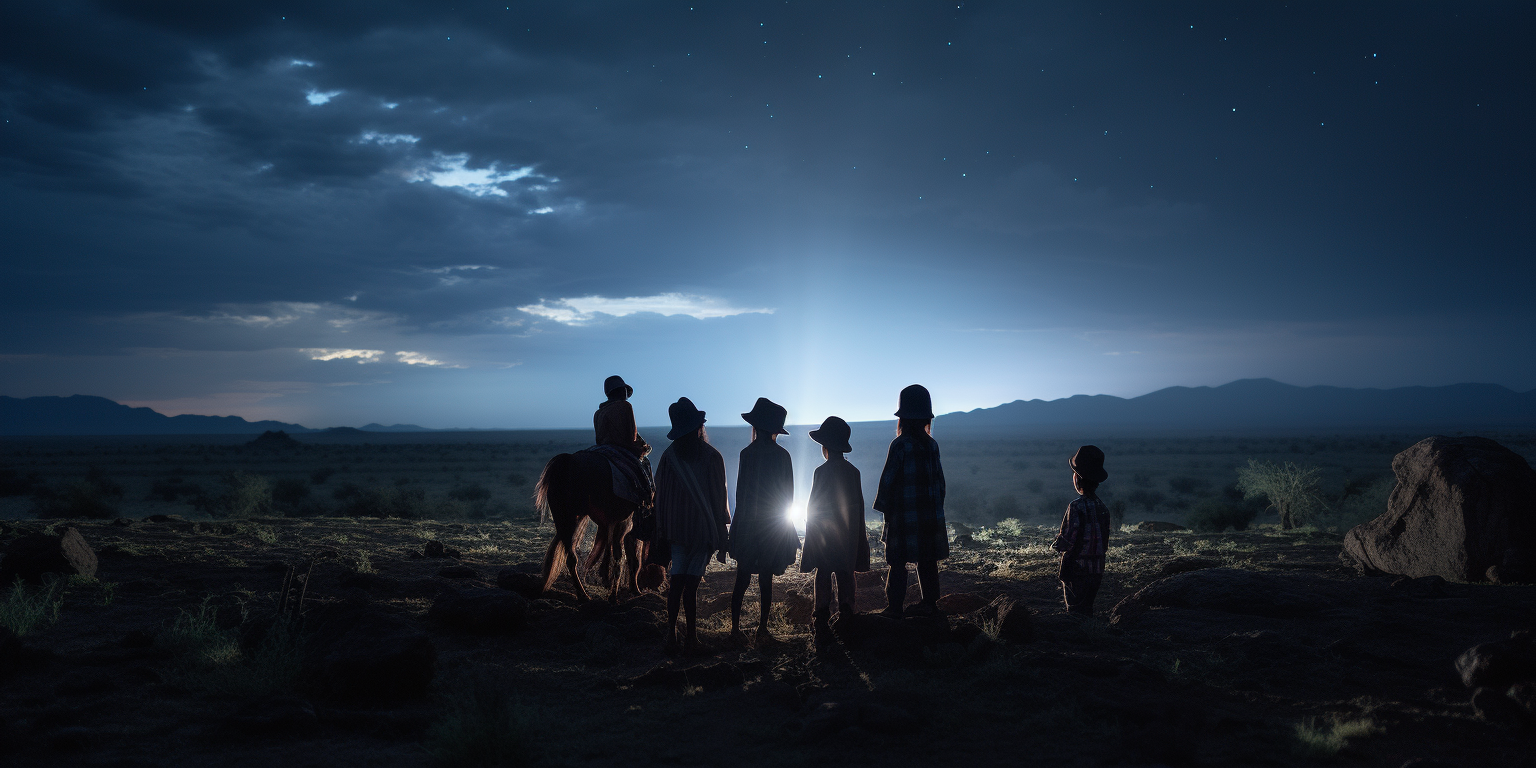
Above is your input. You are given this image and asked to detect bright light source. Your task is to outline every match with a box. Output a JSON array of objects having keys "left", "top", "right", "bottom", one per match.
[{"left": 786, "top": 500, "right": 807, "bottom": 532}]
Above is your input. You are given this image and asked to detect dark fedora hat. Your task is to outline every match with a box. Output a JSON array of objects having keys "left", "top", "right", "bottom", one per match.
[
  {"left": 741, "top": 397, "right": 789, "bottom": 435},
  {"left": 809, "top": 416, "right": 853, "bottom": 454},
  {"left": 603, "top": 375, "right": 633, "bottom": 399},
  {"left": 894, "top": 384, "right": 934, "bottom": 419},
  {"left": 1069, "top": 445, "right": 1109, "bottom": 484},
  {"left": 667, "top": 397, "right": 707, "bottom": 441}
]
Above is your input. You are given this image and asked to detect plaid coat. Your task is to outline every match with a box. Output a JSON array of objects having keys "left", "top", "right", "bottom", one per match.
[
  {"left": 1051, "top": 495, "right": 1111, "bottom": 578},
  {"left": 874, "top": 433, "right": 948, "bottom": 564}
]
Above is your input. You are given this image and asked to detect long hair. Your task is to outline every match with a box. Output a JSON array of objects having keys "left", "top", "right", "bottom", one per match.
[{"left": 896, "top": 418, "right": 931, "bottom": 437}]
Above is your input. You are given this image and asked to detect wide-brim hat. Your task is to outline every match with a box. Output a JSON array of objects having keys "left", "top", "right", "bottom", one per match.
[
  {"left": 741, "top": 397, "right": 789, "bottom": 435},
  {"left": 667, "top": 397, "right": 707, "bottom": 441},
  {"left": 894, "top": 384, "right": 934, "bottom": 419},
  {"left": 1069, "top": 445, "right": 1109, "bottom": 484},
  {"left": 603, "top": 375, "right": 633, "bottom": 399},
  {"left": 809, "top": 416, "right": 853, "bottom": 454}
]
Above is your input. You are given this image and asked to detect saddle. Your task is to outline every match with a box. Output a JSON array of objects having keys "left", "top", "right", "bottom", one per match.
[{"left": 584, "top": 444, "right": 654, "bottom": 510}]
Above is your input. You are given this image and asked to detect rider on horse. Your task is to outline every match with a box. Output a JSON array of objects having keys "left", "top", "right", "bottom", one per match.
[{"left": 592, "top": 375, "right": 655, "bottom": 508}]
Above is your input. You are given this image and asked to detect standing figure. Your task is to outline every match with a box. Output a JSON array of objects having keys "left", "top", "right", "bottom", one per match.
[
  {"left": 1052, "top": 445, "right": 1112, "bottom": 616},
  {"left": 801, "top": 416, "right": 870, "bottom": 643},
  {"left": 654, "top": 398, "right": 731, "bottom": 654},
  {"left": 729, "top": 398, "right": 801, "bottom": 644},
  {"left": 874, "top": 384, "right": 948, "bottom": 618}
]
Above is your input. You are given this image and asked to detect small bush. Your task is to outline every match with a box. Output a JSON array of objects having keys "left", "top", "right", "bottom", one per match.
[
  {"left": 161, "top": 599, "right": 303, "bottom": 696},
  {"left": 272, "top": 477, "right": 311, "bottom": 507},
  {"left": 1293, "top": 717, "right": 1382, "bottom": 759},
  {"left": 0, "top": 579, "right": 64, "bottom": 636},
  {"left": 1167, "top": 476, "right": 1211, "bottom": 495},
  {"left": 340, "top": 485, "right": 429, "bottom": 519},
  {"left": 449, "top": 483, "right": 492, "bottom": 503},
  {"left": 426, "top": 677, "right": 538, "bottom": 767},
  {"left": 32, "top": 480, "right": 118, "bottom": 519},
  {"left": 995, "top": 518, "right": 1025, "bottom": 537},
  {"left": 1185, "top": 498, "right": 1259, "bottom": 532}
]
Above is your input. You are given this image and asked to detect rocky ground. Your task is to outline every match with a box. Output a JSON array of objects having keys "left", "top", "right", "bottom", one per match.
[{"left": 1, "top": 516, "right": 1532, "bottom": 767}]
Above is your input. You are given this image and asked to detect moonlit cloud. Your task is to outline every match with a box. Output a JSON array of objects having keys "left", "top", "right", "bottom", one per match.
[
  {"left": 289, "top": 59, "right": 316, "bottom": 68},
  {"left": 518, "top": 293, "right": 774, "bottom": 325},
  {"left": 395, "top": 351, "right": 452, "bottom": 366},
  {"left": 301, "top": 348, "right": 384, "bottom": 362},
  {"left": 186, "top": 303, "right": 321, "bottom": 328},
  {"left": 356, "top": 131, "right": 419, "bottom": 145},
  {"left": 305, "top": 89, "right": 342, "bottom": 105},
  {"left": 406, "top": 153, "right": 537, "bottom": 197}
]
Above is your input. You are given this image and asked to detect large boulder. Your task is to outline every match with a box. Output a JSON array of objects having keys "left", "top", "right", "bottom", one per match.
[
  {"left": 1342, "top": 436, "right": 1536, "bottom": 582},
  {"left": 0, "top": 527, "right": 97, "bottom": 584}
]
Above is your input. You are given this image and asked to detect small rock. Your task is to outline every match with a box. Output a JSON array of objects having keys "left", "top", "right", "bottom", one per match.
[
  {"left": 1507, "top": 682, "right": 1536, "bottom": 715},
  {"left": 1157, "top": 556, "right": 1221, "bottom": 578},
  {"left": 935, "top": 592, "right": 989, "bottom": 614},
  {"left": 1471, "top": 685, "right": 1527, "bottom": 727},
  {"left": 496, "top": 569, "right": 545, "bottom": 598},
  {"left": 422, "top": 540, "right": 461, "bottom": 559},
  {"left": 142, "top": 514, "right": 185, "bottom": 523},
  {"left": 1455, "top": 632, "right": 1536, "bottom": 689},
  {"left": 0, "top": 527, "right": 98, "bottom": 584},
  {"left": 111, "top": 517, "right": 134, "bottom": 527},
  {"left": 437, "top": 565, "right": 477, "bottom": 579},
  {"left": 428, "top": 588, "right": 529, "bottom": 633},
  {"left": 1136, "top": 521, "right": 1187, "bottom": 532}
]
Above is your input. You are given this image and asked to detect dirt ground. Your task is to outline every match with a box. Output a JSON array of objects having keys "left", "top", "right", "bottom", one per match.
[{"left": 2, "top": 513, "right": 1531, "bottom": 768}]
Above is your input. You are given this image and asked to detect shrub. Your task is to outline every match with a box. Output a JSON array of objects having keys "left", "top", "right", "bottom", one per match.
[
  {"left": 161, "top": 600, "right": 303, "bottom": 696},
  {"left": 995, "top": 518, "right": 1025, "bottom": 537},
  {"left": 271, "top": 477, "right": 311, "bottom": 507},
  {"left": 1184, "top": 498, "right": 1259, "bottom": 532},
  {"left": 1236, "top": 459, "right": 1323, "bottom": 530},
  {"left": 1293, "top": 717, "right": 1381, "bottom": 759},
  {"left": 0, "top": 579, "right": 64, "bottom": 636},
  {"left": 449, "top": 483, "right": 492, "bottom": 503},
  {"left": 340, "top": 485, "right": 429, "bottom": 519},
  {"left": 33, "top": 480, "right": 118, "bottom": 519},
  {"left": 1167, "top": 476, "right": 1211, "bottom": 495},
  {"left": 426, "top": 677, "right": 538, "bottom": 767}
]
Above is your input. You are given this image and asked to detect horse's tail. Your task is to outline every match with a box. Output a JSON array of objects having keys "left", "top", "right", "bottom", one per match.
[{"left": 534, "top": 453, "right": 572, "bottom": 526}]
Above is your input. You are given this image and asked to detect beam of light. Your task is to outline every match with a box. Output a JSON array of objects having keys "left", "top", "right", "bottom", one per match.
[{"left": 785, "top": 499, "right": 807, "bottom": 533}]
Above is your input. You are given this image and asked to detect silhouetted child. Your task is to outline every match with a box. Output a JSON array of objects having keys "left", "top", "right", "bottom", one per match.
[
  {"left": 729, "top": 398, "right": 801, "bottom": 644},
  {"left": 654, "top": 398, "right": 730, "bottom": 654},
  {"left": 875, "top": 385, "right": 948, "bottom": 617},
  {"left": 801, "top": 417, "right": 870, "bottom": 643},
  {"left": 1051, "top": 445, "right": 1112, "bottom": 616}
]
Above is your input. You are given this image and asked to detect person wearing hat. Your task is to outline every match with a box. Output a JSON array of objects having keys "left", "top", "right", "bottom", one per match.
[
  {"left": 654, "top": 397, "right": 731, "bottom": 654},
  {"left": 874, "top": 384, "right": 948, "bottom": 618},
  {"left": 728, "top": 397, "right": 801, "bottom": 644},
  {"left": 1051, "top": 445, "right": 1112, "bottom": 616},
  {"left": 594, "top": 375, "right": 650, "bottom": 458},
  {"left": 801, "top": 416, "right": 870, "bottom": 643}
]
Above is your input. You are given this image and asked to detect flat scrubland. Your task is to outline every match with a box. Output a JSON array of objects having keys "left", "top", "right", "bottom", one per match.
[{"left": 2, "top": 431, "right": 1535, "bottom": 767}]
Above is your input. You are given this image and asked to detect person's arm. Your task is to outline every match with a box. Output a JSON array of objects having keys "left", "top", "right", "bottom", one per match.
[
  {"left": 932, "top": 441, "right": 946, "bottom": 506},
  {"left": 1051, "top": 501, "right": 1080, "bottom": 553},
  {"left": 873, "top": 441, "right": 905, "bottom": 514},
  {"left": 712, "top": 450, "right": 731, "bottom": 561}
]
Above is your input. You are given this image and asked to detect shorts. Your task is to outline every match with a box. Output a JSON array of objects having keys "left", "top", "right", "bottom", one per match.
[{"left": 668, "top": 541, "right": 711, "bottom": 577}]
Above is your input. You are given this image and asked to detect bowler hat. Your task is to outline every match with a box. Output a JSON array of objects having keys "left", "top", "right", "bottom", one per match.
[
  {"left": 741, "top": 397, "right": 789, "bottom": 435},
  {"left": 1069, "top": 445, "right": 1109, "bottom": 484},
  {"left": 809, "top": 416, "right": 853, "bottom": 454},
  {"left": 666, "top": 397, "right": 707, "bottom": 441},
  {"left": 603, "top": 375, "right": 633, "bottom": 399},
  {"left": 894, "top": 384, "right": 934, "bottom": 419}
]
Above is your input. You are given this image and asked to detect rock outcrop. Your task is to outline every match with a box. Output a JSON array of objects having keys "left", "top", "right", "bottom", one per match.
[
  {"left": 1342, "top": 436, "right": 1536, "bottom": 582},
  {"left": 0, "top": 527, "right": 98, "bottom": 584}
]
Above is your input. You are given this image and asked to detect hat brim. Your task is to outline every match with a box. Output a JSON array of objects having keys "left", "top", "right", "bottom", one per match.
[
  {"left": 808, "top": 429, "right": 852, "bottom": 454},
  {"left": 1069, "top": 459, "right": 1109, "bottom": 484},
  {"left": 742, "top": 413, "right": 789, "bottom": 435},
  {"left": 667, "top": 412, "right": 706, "bottom": 441},
  {"left": 606, "top": 384, "right": 633, "bottom": 398},
  {"left": 894, "top": 408, "right": 935, "bottom": 419}
]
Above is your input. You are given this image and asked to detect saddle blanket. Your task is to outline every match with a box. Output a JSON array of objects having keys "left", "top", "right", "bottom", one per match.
[{"left": 585, "top": 444, "right": 653, "bottom": 506}]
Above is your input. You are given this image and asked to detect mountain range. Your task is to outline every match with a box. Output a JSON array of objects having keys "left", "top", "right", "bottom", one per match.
[{"left": 3, "top": 380, "right": 1534, "bottom": 436}]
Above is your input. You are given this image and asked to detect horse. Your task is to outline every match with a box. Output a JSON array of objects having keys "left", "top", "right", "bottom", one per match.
[{"left": 533, "top": 450, "right": 656, "bottom": 602}]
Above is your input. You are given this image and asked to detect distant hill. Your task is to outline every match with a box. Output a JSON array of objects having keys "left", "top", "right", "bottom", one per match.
[
  {"left": 0, "top": 395, "right": 316, "bottom": 436},
  {"left": 359, "top": 423, "right": 436, "bottom": 432},
  {"left": 936, "top": 379, "right": 1536, "bottom": 434}
]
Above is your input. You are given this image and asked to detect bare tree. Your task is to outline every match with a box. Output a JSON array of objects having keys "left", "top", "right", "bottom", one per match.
[{"left": 1235, "top": 459, "right": 1323, "bottom": 530}]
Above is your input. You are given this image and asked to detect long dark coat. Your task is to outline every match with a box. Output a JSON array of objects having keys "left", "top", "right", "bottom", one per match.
[
  {"left": 800, "top": 455, "right": 871, "bottom": 573},
  {"left": 874, "top": 432, "right": 949, "bottom": 564},
  {"left": 729, "top": 439, "right": 800, "bottom": 575}
]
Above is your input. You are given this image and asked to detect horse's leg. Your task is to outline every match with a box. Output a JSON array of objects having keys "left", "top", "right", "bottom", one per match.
[
  {"left": 622, "top": 528, "right": 641, "bottom": 596},
  {"left": 564, "top": 516, "right": 592, "bottom": 601},
  {"left": 604, "top": 521, "right": 623, "bottom": 604}
]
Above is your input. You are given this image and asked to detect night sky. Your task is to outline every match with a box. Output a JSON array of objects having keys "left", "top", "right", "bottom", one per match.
[{"left": 2, "top": 2, "right": 1531, "bottom": 429}]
